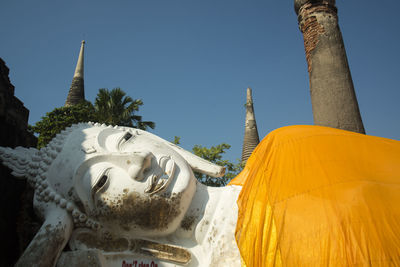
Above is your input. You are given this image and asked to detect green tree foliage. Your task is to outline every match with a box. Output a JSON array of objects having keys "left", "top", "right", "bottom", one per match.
[
  {"left": 31, "top": 101, "right": 96, "bottom": 148},
  {"left": 32, "top": 88, "right": 155, "bottom": 148},
  {"left": 192, "top": 143, "right": 242, "bottom": 187},
  {"left": 94, "top": 88, "right": 155, "bottom": 130},
  {"left": 172, "top": 136, "right": 181, "bottom": 145}
]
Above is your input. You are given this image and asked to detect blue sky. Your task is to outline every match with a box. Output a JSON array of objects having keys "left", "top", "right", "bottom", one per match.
[{"left": 1, "top": 0, "right": 399, "bottom": 162}]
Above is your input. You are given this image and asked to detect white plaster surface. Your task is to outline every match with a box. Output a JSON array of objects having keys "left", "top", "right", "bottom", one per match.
[{"left": 0, "top": 123, "right": 243, "bottom": 267}]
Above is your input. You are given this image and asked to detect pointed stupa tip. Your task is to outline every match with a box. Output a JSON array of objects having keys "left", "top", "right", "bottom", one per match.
[
  {"left": 73, "top": 40, "right": 85, "bottom": 78},
  {"left": 65, "top": 40, "right": 85, "bottom": 107},
  {"left": 246, "top": 87, "right": 252, "bottom": 106},
  {"left": 241, "top": 87, "right": 260, "bottom": 164}
]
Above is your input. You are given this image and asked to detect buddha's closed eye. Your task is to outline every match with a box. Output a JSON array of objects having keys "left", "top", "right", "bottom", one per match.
[
  {"left": 123, "top": 132, "right": 132, "bottom": 141},
  {"left": 96, "top": 174, "right": 108, "bottom": 190},
  {"left": 118, "top": 132, "right": 135, "bottom": 150},
  {"left": 92, "top": 169, "right": 110, "bottom": 204}
]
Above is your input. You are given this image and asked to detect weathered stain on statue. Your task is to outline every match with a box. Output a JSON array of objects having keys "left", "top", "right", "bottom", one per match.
[
  {"left": 75, "top": 231, "right": 129, "bottom": 252},
  {"left": 91, "top": 191, "right": 182, "bottom": 231},
  {"left": 180, "top": 215, "right": 196, "bottom": 231}
]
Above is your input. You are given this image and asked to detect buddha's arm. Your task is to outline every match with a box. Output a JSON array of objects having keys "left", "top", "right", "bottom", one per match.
[{"left": 15, "top": 207, "right": 73, "bottom": 267}]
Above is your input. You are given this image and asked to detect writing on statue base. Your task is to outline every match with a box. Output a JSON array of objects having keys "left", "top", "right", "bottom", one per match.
[{"left": 122, "top": 260, "right": 159, "bottom": 267}]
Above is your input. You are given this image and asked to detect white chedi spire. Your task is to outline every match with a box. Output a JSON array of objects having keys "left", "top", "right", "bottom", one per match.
[
  {"left": 241, "top": 87, "right": 260, "bottom": 164},
  {"left": 65, "top": 40, "right": 85, "bottom": 107},
  {"left": 73, "top": 40, "right": 85, "bottom": 78}
]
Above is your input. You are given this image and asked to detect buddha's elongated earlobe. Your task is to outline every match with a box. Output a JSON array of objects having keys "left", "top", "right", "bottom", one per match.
[
  {"left": 132, "top": 129, "right": 226, "bottom": 178},
  {"left": 97, "top": 126, "right": 226, "bottom": 178},
  {"left": 166, "top": 143, "right": 226, "bottom": 178}
]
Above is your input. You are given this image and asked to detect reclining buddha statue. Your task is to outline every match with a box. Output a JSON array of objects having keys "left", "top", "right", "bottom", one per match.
[{"left": 1, "top": 123, "right": 400, "bottom": 267}]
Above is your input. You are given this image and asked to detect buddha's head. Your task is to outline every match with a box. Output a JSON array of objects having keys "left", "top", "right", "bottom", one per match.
[{"left": 0, "top": 123, "right": 225, "bottom": 238}]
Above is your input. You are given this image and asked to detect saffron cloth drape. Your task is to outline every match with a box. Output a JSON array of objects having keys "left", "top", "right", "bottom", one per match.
[{"left": 229, "top": 125, "right": 400, "bottom": 267}]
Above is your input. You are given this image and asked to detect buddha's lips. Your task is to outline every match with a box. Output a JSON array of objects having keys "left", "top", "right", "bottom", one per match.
[{"left": 145, "top": 156, "right": 175, "bottom": 195}]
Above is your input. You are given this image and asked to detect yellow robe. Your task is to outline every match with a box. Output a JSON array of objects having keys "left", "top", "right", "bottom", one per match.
[{"left": 229, "top": 125, "right": 400, "bottom": 266}]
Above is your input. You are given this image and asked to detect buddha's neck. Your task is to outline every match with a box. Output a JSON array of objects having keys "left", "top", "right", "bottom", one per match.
[
  {"left": 173, "top": 181, "right": 242, "bottom": 245},
  {"left": 171, "top": 182, "right": 242, "bottom": 266}
]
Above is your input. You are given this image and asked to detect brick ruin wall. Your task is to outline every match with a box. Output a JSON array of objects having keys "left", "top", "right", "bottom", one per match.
[{"left": 297, "top": 3, "right": 337, "bottom": 74}]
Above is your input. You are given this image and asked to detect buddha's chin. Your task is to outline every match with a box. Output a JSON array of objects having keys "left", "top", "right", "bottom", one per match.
[
  {"left": 91, "top": 175, "right": 196, "bottom": 237},
  {"left": 132, "top": 178, "right": 196, "bottom": 237}
]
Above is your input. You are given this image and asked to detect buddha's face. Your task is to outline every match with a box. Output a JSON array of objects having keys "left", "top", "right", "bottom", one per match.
[{"left": 51, "top": 126, "right": 196, "bottom": 237}]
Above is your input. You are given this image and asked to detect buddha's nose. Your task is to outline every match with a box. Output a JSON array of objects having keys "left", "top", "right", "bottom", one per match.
[{"left": 127, "top": 151, "right": 153, "bottom": 181}]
